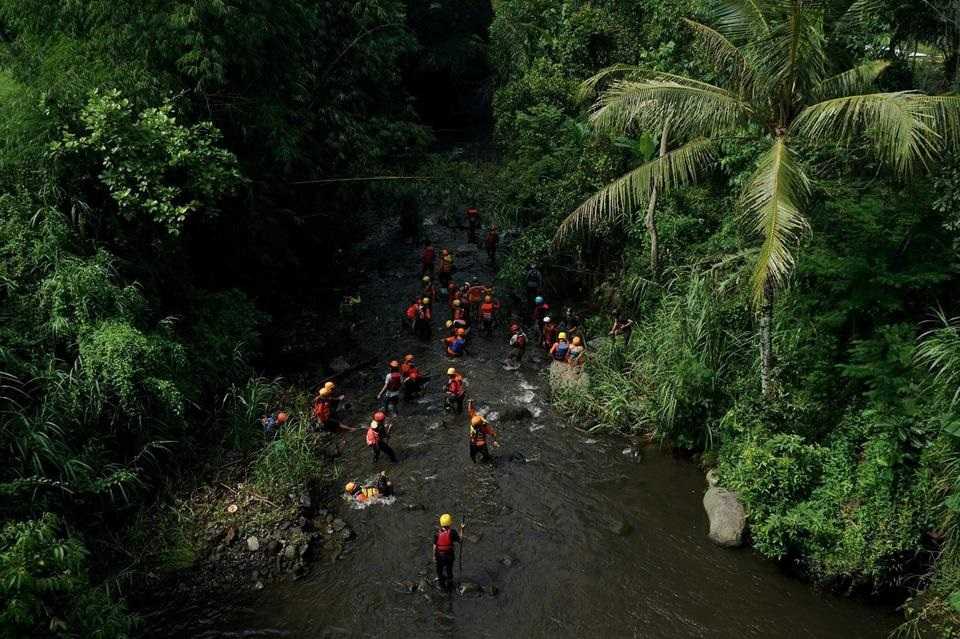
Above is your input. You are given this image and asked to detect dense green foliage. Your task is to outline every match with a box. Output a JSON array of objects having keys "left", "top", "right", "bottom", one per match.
[
  {"left": 0, "top": 1, "right": 439, "bottom": 636},
  {"left": 488, "top": 0, "right": 960, "bottom": 631}
]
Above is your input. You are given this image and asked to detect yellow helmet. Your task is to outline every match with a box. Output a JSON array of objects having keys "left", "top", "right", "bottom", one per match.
[
  {"left": 447, "top": 367, "right": 456, "bottom": 376},
  {"left": 345, "top": 482, "right": 357, "bottom": 493},
  {"left": 422, "top": 276, "right": 430, "bottom": 283},
  {"left": 422, "top": 297, "right": 430, "bottom": 305},
  {"left": 439, "top": 513, "right": 453, "bottom": 527},
  {"left": 471, "top": 415, "right": 484, "bottom": 426},
  {"left": 318, "top": 387, "right": 332, "bottom": 398},
  {"left": 558, "top": 332, "right": 567, "bottom": 340},
  {"left": 444, "top": 255, "right": 453, "bottom": 262},
  {"left": 453, "top": 299, "right": 461, "bottom": 307},
  {"left": 445, "top": 320, "right": 453, "bottom": 328}
]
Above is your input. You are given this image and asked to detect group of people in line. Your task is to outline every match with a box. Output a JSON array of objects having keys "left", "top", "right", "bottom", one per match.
[{"left": 259, "top": 206, "right": 636, "bottom": 592}]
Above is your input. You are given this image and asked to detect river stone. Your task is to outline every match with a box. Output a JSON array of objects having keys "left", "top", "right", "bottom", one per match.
[
  {"left": 339, "top": 526, "right": 355, "bottom": 541},
  {"left": 284, "top": 544, "right": 297, "bottom": 561},
  {"left": 224, "top": 526, "right": 238, "bottom": 545},
  {"left": 246, "top": 536, "right": 260, "bottom": 552},
  {"left": 499, "top": 406, "right": 533, "bottom": 422},
  {"left": 703, "top": 486, "right": 746, "bottom": 548},
  {"left": 706, "top": 469, "right": 721, "bottom": 487},
  {"left": 266, "top": 539, "right": 281, "bottom": 555},
  {"left": 458, "top": 581, "right": 483, "bottom": 596},
  {"left": 332, "top": 518, "right": 346, "bottom": 531}
]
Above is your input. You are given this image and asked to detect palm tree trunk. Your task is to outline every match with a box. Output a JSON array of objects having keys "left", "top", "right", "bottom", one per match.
[
  {"left": 644, "top": 119, "right": 670, "bottom": 278},
  {"left": 759, "top": 279, "right": 775, "bottom": 398}
]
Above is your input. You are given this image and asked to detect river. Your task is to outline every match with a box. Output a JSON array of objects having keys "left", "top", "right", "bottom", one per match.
[{"left": 142, "top": 215, "right": 899, "bottom": 638}]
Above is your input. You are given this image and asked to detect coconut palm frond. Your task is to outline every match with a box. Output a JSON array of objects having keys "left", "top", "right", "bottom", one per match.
[
  {"left": 740, "top": 138, "right": 811, "bottom": 306},
  {"left": 792, "top": 91, "right": 940, "bottom": 175},
  {"left": 812, "top": 59, "right": 891, "bottom": 102},
  {"left": 577, "top": 64, "right": 648, "bottom": 103},
  {"left": 589, "top": 79, "right": 752, "bottom": 138},
  {"left": 752, "top": 1, "right": 827, "bottom": 97},
  {"left": 833, "top": 0, "right": 885, "bottom": 28},
  {"left": 711, "top": 0, "right": 771, "bottom": 42},
  {"left": 682, "top": 18, "right": 758, "bottom": 92},
  {"left": 555, "top": 137, "right": 717, "bottom": 242},
  {"left": 920, "top": 94, "right": 960, "bottom": 153}
]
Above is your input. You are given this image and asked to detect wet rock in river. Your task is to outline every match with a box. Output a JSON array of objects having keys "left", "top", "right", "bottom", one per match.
[
  {"left": 329, "top": 356, "right": 351, "bottom": 373},
  {"left": 499, "top": 406, "right": 533, "bottom": 422},
  {"left": 703, "top": 486, "right": 746, "bottom": 548},
  {"left": 266, "top": 539, "right": 281, "bottom": 555},
  {"left": 706, "top": 469, "right": 721, "bottom": 487},
  {"left": 246, "top": 536, "right": 260, "bottom": 552},
  {"left": 609, "top": 519, "right": 633, "bottom": 536},
  {"left": 339, "top": 526, "right": 355, "bottom": 541},
  {"left": 500, "top": 555, "right": 516, "bottom": 567},
  {"left": 224, "top": 526, "right": 238, "bottom": 545},
  {"left": 396, "top": 580, "right": 418, "bottom": 594},
  {"left": 458, "top": 581, "right": 483, "bottom": 596},
  {"left": 284, "top": 544, "right": 298, "bottom": 561},
  {"left": 332, "top": 518, "right": 346, "bottom": 531}
]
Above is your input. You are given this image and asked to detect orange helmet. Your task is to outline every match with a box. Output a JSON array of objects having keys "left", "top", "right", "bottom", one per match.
[
  {"left": 318, "top": 387, "right": 332, "bottom": 398},
  {"left": 276, "top": 412, "right": 289, "bottom": 424},
  {"left": 471, "top": 415, "right": 484, "bottom": 426},
  {"left": 453, "top": 299, "right": 461, "bottom": 307},
  {"left": 373, "top": 411, "right": 386, "bottom": 422},
  {"left": 456, "top": 328, "right": 466, "bottom": 336},
  {"left": 404, "top": 354, "right": 415, "bottom": 362},
  {"left": 484, "top": 295, "right": 492, "bottom": 302}
]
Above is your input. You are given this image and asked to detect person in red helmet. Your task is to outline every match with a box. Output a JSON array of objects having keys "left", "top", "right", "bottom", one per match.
[
  {"left": 466, "top": 282, "right": 486, "bottom": 322},
  {"left": 400, "top": 354, "right": 429, "bottom": 398},
  {"left": 508, "top": 322, "right": 528, "bottom": 367},
  {"left": 479, "top": 294, "right": 500, "bottom": 338},
  {"left": 444, "top": 368, "right": 466, "bottom": 414},
  {"left": 466, "top": 207, "right": 480, "bottom": 243},
  {"left": 377, "top": 360, "right": 403, "bottom": 416},
  {"left": 414, "top": 297, "right": 433, "bottom": 341},
  {"left": 421, "top": 240, "right": 435, "bottom": 277},
  {"left": 367, "top": 411, "right": 397, "bottom": 463},
  {"left": 450, "top": 298, "right": 469, "bottom": 335}
]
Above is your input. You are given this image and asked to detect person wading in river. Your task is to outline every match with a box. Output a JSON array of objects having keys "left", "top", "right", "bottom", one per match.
[
  {"left": 400, "top": 354, "right": 429, "bottom": 399},
  {"left": 444, "top": 367, "right": 466, "bottom": 414},
  {"left": 508, "top": 323, "right": 527, "bottom": 368},
  {"left": 421, "top": 240, "right": 435, "bottom": 277},
  {"left": 466, "top": 207, "right": 480, "bottom": 243},
  {"left": 377, "top": 361, "right": 403, "bottom": 416},
  {"left": 467, "top": 400, "right": 499, "bottom": 463},
  {"left": 433, "top": 513, "right": 463, "bottom": 591},
  {"left": 366, "top": 411, "right": 397, "bottom": 463},
  {"left": 479, "top": 294, "right": 500, "bottom": 338},
  {"left": 414, "top": 297, "right": 433, "bottom": 341}
]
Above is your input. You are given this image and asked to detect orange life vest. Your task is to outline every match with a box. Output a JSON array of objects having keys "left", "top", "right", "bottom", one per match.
[
  {"left": 366, "top": 427, "right": 380, "bottom": 447},
  {"left": 313, "top": 399, "right": 331, "bottom": 422},
  {"left": 480, "top": 302, "right": 496, "bottom": 320}
]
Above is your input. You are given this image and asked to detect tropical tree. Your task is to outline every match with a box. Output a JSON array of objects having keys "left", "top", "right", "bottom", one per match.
[{"left": 557, "top": 0, "right": 960, "bottom": 397}]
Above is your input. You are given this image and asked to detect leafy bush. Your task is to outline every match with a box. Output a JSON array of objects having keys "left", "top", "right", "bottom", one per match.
[{"left": 252, "top": 417, "right": 321, "bottom": 500}]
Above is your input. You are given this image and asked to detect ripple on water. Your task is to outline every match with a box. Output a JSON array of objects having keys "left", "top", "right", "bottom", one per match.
[
  {"left": 529, "top": 424, "right": 544, "bottom": 432},
  {"left": 514, "top": 390, "right": 536, "bottom": 404}
]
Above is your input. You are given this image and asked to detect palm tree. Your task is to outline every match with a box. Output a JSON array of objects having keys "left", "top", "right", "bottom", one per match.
[{"left": 557, "top": 0, "right": 960, "bottom": 397}]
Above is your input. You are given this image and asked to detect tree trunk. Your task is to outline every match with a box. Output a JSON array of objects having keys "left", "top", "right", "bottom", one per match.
[
  {"left": 759, "top": 280, "right": 775, "bottom": 399},
  {"left": 644, "top": 119, "right": 670, "bottom": 279}
]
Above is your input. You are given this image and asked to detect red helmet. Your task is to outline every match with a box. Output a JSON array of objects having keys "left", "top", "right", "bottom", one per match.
[
  {"left": 373, "top": 411, "right": 386, "bottom": 422},
  {"left": 456, "top": 328, "right": 466, "bottom": 336},
  {"left": 543, "top": 303, "right": 550, "bottom": 309},
  {"left": 510, "top": 323, "right": 520, "bottom": 332},
  {"left": 276, "top": 411, "right": 289, "bottom": 424}
]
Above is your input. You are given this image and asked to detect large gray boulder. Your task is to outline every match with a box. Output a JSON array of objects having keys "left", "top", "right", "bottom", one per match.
[{"left": 703, "top": 486, "right": 746, "bottom": 548}]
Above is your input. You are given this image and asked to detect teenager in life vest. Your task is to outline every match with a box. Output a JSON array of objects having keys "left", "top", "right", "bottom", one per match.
[
  {"left": 609, "top": 309, "right": 635, "bottom": 347},
  {"left": 433, "top": 513, "right": 463, "bottom": 591},
  {"left": 542, "top": 316, "right": 559, "bottom": 350},
  {"left": 415, "top": 297, "right": 433, "bottom": 341},
  {"left": 344, "top": 471, "right": 393, "bottom": 503},
  {"left": 466, "top": 283, "right": 486, "bottom": 322},
  {"left": 260, "top": 411, "right": 288, "bottom": 438},
  {"left": 400, "top": 354, "right": 429, "bottom": 399},
  {"left": 421, "top": 276, "right": 438, "bottom": 304},
  {"left": 404, "top": 299, "right": 419, "bottom": 333},
  {"left": 445, "top": 328, "right": 467, "bottom": 358},
  {"left": 568, "top": 336, "right": 586, "bottom": 366},
  {"left": 421, "top": 240, "right": 435, "bottom": 277},
  {"left": 366, "top": 411, "right": 397, "bottom": 463},
  {"left": 323, "top": 381, "right": 345, "bottom": 417},
  {"left": 313, "top": 387, "right": 340, "bottom": 432},
  {"left": 444, "top": 367, "right": 466, "bottom": 414},
  {"left": 508, "top": 323, "right": 528, "bottom": 366},
  {"left": 467, "top": 400, "right": 499, "bottom": 463},
  {"left": 484, "top": 224, "right": 499, "bottom": 265},
  {"left": 465, "top": 207, "right": 480, "bottom": 243},
  {"left": 549, "top": 332, "right": 572, "bottom": 363},
  {"left": 479, "top": 294, "right": 500, "bottom": 338},
  {"left": 438, "top": 250, "right": 454, "bottom": 289},
  {"left": 377, "top": 361, "right": 403, "bottom": 416},
  {"left": 450, "top": 298, "right": 469, "bottom": 333}
]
